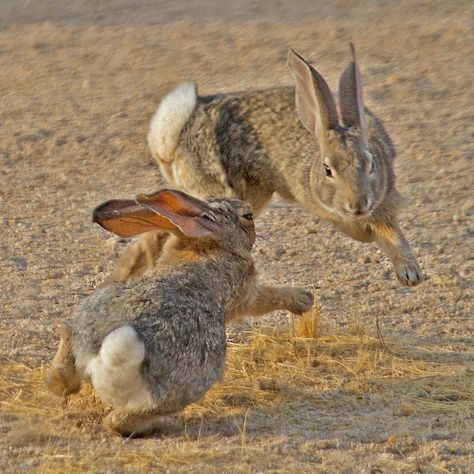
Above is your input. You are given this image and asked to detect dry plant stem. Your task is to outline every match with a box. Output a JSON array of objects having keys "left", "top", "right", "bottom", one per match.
[
  {"left": 295, "top": 304, "right": 320, "bottom": 339},
  {"left": 375, "top": 313, "right": 397, "bottom": 355}
]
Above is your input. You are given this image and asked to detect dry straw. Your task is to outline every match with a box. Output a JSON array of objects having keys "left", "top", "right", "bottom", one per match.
[{"left": 1, "top": 301, "right": 472, "bottom": 472}]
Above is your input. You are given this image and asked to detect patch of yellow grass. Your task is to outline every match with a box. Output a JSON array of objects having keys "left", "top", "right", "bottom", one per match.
[{"left": 1, "top": 308, "right": 472, "bottom": 472}]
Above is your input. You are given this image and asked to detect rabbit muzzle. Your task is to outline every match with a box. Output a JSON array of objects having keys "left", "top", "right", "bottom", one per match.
[{"left": 343, "top": 195, "right": 373, "bottom": 217}]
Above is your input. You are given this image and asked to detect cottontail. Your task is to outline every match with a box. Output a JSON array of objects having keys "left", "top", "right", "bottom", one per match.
[
  {"left": 45, "top": 189, "right": 313, "bottom": 436},
  {"left": 147, "top": 45, "right": 422, "bottom": 286}
]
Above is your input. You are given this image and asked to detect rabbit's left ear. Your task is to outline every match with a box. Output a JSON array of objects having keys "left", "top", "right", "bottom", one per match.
[
  {"left": 287, "top": 48, "right": 339, "bottom": 137},
  {"left": 338, "top": 43, "right": 368, "bottom": 146}
]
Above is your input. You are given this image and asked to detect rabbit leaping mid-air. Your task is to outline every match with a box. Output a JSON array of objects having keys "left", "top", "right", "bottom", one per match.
[
  {"left": 147, "top": 45, "right": 422, "bottom": 286},
  {"left": 46, "top": 189, "right": 313, "bottom": 436}
]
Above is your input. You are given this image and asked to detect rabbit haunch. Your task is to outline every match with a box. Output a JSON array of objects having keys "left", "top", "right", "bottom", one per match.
[{"left": 147, "top": 47, "right": 422, "bottom": 286}]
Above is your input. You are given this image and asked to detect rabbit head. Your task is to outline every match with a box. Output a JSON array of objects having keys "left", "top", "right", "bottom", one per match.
[
  {"left": 93, "top": 189, "right": 255, "bottom": 256},
  {"left": 288, "top": 45, "right": 387, "bottom": 220}
]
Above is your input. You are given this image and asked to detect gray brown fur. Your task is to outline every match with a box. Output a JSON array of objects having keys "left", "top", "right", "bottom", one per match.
[
  {"left": 149, "top": 48, "right": 422, "bottom": 286},
  {"left": 46, "top": 192, "right": 313, "bottom": 436}
]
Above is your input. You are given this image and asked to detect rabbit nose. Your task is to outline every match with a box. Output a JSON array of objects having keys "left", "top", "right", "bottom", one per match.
[{"left": 346, "top": 197, "right": 371, "bottom": 215}]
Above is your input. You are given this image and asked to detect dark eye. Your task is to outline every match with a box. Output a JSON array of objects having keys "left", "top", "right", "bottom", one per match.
[
  {"left": 201, "top": 212, "right": 216, "bottom": 222},
  {"left": 324, "top": 164, "right": 333, "bottom": 177},
  {"left": 369, "top": 159, "right": 376, "bottom": 174},
  {"left": 242, "top": 212, "right": 253, "bottom": 221}
]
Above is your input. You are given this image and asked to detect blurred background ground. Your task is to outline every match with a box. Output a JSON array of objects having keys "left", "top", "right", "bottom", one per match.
[{"left": 0, "top": 1, "right": 472, "bottom": 472}]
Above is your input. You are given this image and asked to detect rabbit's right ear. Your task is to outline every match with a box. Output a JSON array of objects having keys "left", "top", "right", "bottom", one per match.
[
  {"left": 287, "top": 49, "right": 339, "bottom": 139},
  {"left": 93, "top": 190, "right": 219, "bottom": 239},
  {"left": 338, "top": 44, "right": 368, "bottom": 146},
  {"left": 93, "top": 200, "right": 178, "bottom": 238},
  {"left": 135, "top": 189, "right": 219, "bottom": 238}
]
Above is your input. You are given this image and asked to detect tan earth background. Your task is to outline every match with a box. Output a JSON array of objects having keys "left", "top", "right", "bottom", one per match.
[{"left": 0, "top": 1, "right": 473, "bottom": 472}]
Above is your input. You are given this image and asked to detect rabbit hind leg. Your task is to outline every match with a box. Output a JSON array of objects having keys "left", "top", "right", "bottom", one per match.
[
  {"left": 45, "top": 325, "right": 81, "bottom": 397},
  {"left": 103, "top": 409, "right": 170, "bottom": 437},
  {"left": 107, "top": 230, "right": 170, "bottom": 283}
]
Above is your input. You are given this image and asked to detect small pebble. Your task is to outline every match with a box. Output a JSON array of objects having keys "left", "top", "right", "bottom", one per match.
[{"left": 270, "top": 246, "right": 286, "bottom": 259}]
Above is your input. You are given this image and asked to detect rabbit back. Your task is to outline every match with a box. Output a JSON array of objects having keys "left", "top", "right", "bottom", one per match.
[{"left": 174, "top": 87, "right": 306, "bottom": 207}]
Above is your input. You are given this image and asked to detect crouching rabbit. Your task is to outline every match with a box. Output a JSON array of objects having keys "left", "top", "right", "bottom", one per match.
[{"left": 46, "top": 189, "right": 313, "bottom": 436}]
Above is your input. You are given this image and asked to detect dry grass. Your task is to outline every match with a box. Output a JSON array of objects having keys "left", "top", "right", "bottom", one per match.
[{"left": 1, "top": 306, "right": 472, "bottom": 472}]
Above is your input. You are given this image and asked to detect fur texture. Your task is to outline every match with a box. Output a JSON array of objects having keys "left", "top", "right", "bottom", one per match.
[{"left": 147, "top": 49, "right": 422, "bottom": 286}]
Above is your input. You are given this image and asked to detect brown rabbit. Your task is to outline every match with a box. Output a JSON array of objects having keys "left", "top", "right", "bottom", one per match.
[
  {"left": 146, "top": 45, "right": 422, "bottom": 286},
  {"left": 46, "top": 189, "right": 313, "bottom": 436}
]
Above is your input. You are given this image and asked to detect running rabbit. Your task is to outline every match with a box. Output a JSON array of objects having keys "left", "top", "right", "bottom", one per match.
[
  {"left": 45, "top": 189, "right": 313, "bottom": 436},
  {"left": 147, "top": 45, "right": 422, "bottom": 286}
]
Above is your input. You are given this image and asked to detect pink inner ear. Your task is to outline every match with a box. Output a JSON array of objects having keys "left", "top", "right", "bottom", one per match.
[
  {"left": 288, "top": 50, "right": 318, "bottom": 132},
  {"left": 95, "top": 190, "right": 217, "bottom": 239},
  {"left": 287, "top": 49, "right": 339, "bottom": 135},
  {"left": 136, "top": 189, "right": 217, "bottom": 239},
  {"left": 137, "top": 189, "right": 210, "bottom": 217},
  {"left": 169, "top": 215, "right": 214, "bottom": 238},
  {"left": 93, "top": 199, "right": 178, "bottom": 237}
]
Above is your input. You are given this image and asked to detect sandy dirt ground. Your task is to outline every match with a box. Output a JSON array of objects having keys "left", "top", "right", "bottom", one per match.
[{"left": 0, "top": 1, "right": 473, "bottom": 472}]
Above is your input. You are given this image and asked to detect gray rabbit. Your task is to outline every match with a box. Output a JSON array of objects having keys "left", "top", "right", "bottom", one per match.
[
  {"left": 46, "top": 189, "right": 313, "bottom": 436},
  {"left": 147, "top": 45, "right": 422, "bottom": 286}
]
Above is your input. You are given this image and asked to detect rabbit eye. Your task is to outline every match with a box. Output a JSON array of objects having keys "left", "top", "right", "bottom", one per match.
[
  {"left": 201, "top": 212, "right": 216, "bottom": 222},
  {"left": 370, "top": 159, "right": 376, "bottom": 174},
  {"left": 242, "top": 212, "right": 253, "bottom": 221},
  {"left": 324, "top": 164, "right": 333, "bottom": 177}
]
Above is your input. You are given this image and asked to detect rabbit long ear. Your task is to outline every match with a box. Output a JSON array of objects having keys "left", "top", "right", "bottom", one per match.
[
  {"left": 338, "top": 43, "right": 368, "bottom": 146},
  {"left": 92, "top": 199, "right": 178, "bottom": 238},
  {"left": 287, "top": 49, "right": 339, "bottom": 136},
  {"left": 135, "top": 189, "right": 218, "bottom": 238},
  {"left": 93, "top": 190, "right": 217, "bottom": 238}
]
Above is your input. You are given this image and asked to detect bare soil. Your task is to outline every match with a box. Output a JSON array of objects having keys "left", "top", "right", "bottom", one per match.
[{"left": 0, "top": 1, "right": 472, "bottom": 472}]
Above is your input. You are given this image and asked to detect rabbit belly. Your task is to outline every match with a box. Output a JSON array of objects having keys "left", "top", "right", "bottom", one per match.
[{"left": 85, "top": 326, "right": 155, "bottom": 411}]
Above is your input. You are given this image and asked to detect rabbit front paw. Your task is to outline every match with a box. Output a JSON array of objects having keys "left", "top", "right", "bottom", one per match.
[
  {"left": 395, "top": 260, "right": 423, "bottom": 286},
  {"left": 288, "top": 288, "right": 314, "bottom": 314}
]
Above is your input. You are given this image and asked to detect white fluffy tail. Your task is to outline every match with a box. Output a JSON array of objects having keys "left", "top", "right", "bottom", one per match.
[
  {"left": 147, "top": 81, "right": 197, "bottom": 163},
  {"left": 87, "top": 326, "right": 155, "bottom": 410}
]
